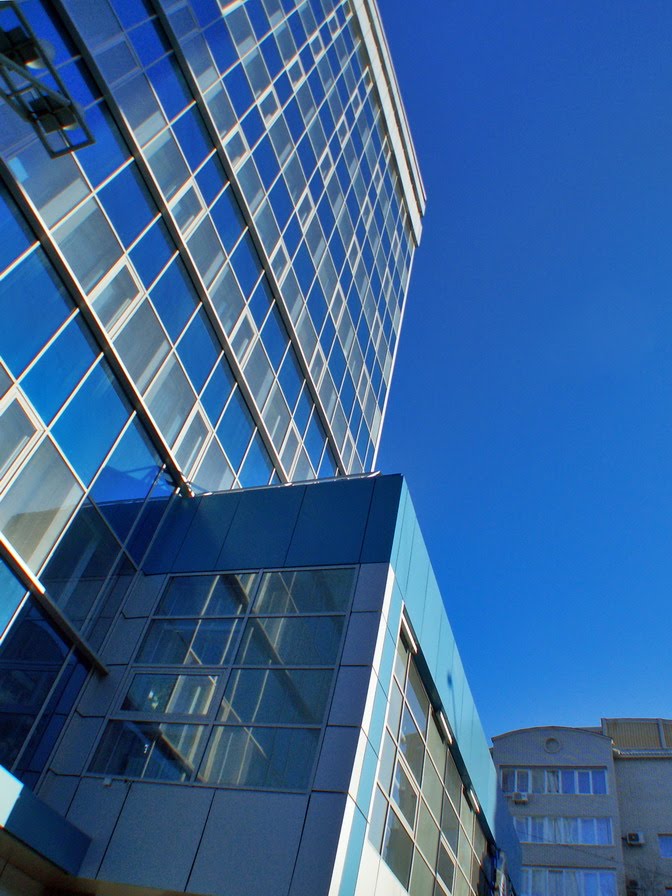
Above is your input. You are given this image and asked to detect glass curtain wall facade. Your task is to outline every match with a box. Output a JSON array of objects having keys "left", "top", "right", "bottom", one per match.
[{"left": 0, "top": 0, "right": 424, "bottom": 788}]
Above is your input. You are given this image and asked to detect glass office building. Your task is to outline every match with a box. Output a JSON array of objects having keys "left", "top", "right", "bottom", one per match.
[{"left": 0, "top": 0, "right": 424, "bottom": 793}]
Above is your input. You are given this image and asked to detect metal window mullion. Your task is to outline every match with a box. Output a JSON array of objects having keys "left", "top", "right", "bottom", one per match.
[
  {"left": 0, "top": 533, "right": 107, "bottom": 674},
  {"left": 150, "top": 0, "right": 348, "bottom": 477},
  {"left": 0, "top": 166, "right": 190, "bottom": 501},
  {"left": 49, "top": 0, "right": 290, "bottom": 486}
]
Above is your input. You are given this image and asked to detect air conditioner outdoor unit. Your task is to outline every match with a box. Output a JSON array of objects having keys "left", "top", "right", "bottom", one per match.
[
  {"left": 626, "top": 832, "right": 645, "bottom": 846},
  {"left": 512, "top": 792, "right": 528, "bottom": 804}
]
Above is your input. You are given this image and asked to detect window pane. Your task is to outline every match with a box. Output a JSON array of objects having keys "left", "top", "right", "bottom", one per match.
[
  {"left": 55, "top": 200, "right": 122, "bottom": 292},
  {"left": 416, "top": 800, "right": 440, "bottom": 867},
  {"left": 391, "top": 760, "right": 417, "bottom": 828},
  {"left": 437, "top": 842, "right": 456, "bottom": 892},
  {"left": 369, "top": 787, "right": 388, "bottom": 851},
  {"left": 218, "top": 667, "right": 332, "bottom": 725},
  {"left": 422, "top": 754, "right": 443, "bottom": 821},
  {"left": 561, "top": 770, "right": 575, "bottom": 793},
  {"left": 0, "top": 249, "right": 72, "bottom": 377},
  {"left": 660, "top": 835, "right": 672, "bottom": 858},
  {"left": 53, "top": 362, "right": 129, "bottom": 484},
  {"left": 136, "top": 618, "right": 240, "bottom": 665},
  {"left": 406, "top": 661, "right": 429, "bottom": 735},
  {"left": 145, "top": 354, "right": 195, "bottom": 445},
  {"left": 122, "top": 673, "right": 218, "bottom": 715},
  {"left": 198, "top": 725, "right": 319, "bottom": 789},
  {"left": 0, "top": 400, "right": 35, "bottom": 479},
  {"left": 22, "top": 315, "right": 97, "bottom": 423},
  {"left": 409, "top": 852, "right": 434, "bottom": 896},
  {"left": 578, "top": 770, "right": 591, "bottom": 794},
  {"left": 158, "top": 574, "right": 257, "bottom": 617},
  {"left": 592, "top": 770, "right": 607, "bottom": 794},
  {"left": 501, "top": 769, "right": 514, "bottom": 793},
  {"left": 92, "top": 266, "right": 139, "bottom": 330},
  {"left": 546, "top": 769, "right": 559, "bottom": 793},
  {"left": 398, "top": 705, "right": 423, "bottom": 784},
  {"left": 0, "top": 438, "right": 83, "bottom": 569},
  {"left": 89, "top": 719, "right": 205, "bottom": 780},
  {"left": 235, "top": 615, "right": 344, "bottom": 666},
  {"left": 114, "top": 299, "right": 170, "bottom": 391},
  {"left": 382, "top": 807, "right": 413, "bottom": 889},
  {"left": 253, "top": 567, "right": 355, "bottom": 614},
  {"left": 441, "top": 796, "right": 460, "bottom": 854}
]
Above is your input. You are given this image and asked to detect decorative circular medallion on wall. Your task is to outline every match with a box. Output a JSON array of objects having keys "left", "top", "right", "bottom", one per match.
[{"left": 544, "top": 736, "right": 561, "bottom": 753}]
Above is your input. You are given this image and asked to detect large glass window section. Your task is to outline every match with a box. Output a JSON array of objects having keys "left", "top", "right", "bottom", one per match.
[
  {"left": 89, "top": 565, "right": 356, "bottom": 790},
  {"left": 370, "top": 632, "right": 493, "bottom": 896}
]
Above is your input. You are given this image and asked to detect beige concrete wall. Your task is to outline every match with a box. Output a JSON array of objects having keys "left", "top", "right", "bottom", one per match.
[{"left": 615, "top": 757, "right": 672, "bottom": 896}]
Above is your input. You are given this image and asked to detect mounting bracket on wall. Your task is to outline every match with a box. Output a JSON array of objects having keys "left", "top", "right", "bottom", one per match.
[{"left": 0, "top": 0, "right": 94, "bottom": 156}]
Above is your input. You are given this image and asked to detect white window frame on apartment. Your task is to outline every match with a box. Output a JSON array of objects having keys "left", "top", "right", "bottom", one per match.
[
  {"left": 501, "top": 767, "right": 608, "bottom": 795},
  {"left": 514, "top": 816, "right": 613, "bottom": 846}
]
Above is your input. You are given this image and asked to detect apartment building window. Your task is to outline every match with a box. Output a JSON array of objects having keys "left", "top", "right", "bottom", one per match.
[
  {"left": 659, "top": 835, "right": 672, "bottom": 858},
  {"left": 502, "top": 768, "right": 607, "bottom": 795},
  {"left": 522, "top": 868, "right": 616, "bottom": 896},
  {"left": 514, "top": 817, "right": 612, "bottom": 845}
]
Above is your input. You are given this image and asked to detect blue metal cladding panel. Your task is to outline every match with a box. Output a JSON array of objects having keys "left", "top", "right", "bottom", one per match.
[
  {"left": 389, "top": 484, "right": 501, "bottom": 836},
  {"left": 284, "top": 476, "right": 376, "bottom": 566}
]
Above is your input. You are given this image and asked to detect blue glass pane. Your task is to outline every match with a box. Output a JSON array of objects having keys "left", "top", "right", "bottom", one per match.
[
  {"left": 201, "top": 356, "right": 235, "bottom": 423},
  {"left": 148, "top": 53, "right": 192, "bottom": 120},
  {"left": 109, "top": 0, "right": 153, "bottom": 27},
  {"left": 238, "top": 432, "right": 273, "bottom": 487},
  {"left": 210, "top": 187, "right": 245, "bottom": 253},
  {"left": 99, "top": 164, "right": 157, "bottom": 246},
  {"left": 0, "top": 185, "right": 33, "bottom": 271},
  {"left": 232, "top": 233, "right": 262, "bottom": 296},
  {"left": 304, "top": 413, "right": 325, "bottom": 470},
  {"left": 0, "top": 559, "right": 26, "bottom": 636},
  {"left": 130, "top": 220, "right": 175, "bottom": 287},
  {"left": 318, "top": 445, "right": 337, "bottom": 478},
  {"left": 150, "top": 258, "right": 198, "bottom": 340},
  {"left": 248, "top": 278, "right": 272, "bottom": 327},
  {"left": 205, "top": 19, "right": 237, "bottom": 74},
  {"left": 177, "top": 309, "right": 220, "bottom": 393},
  {"left": 217, "top": 389, "right": 253, "bottom": 469},
  {"left": 77, "top": 102, "right": 130, "bottom": 186},
  {"left": 129, "top": 19, "right": 170, "bottom": 67},
  {"left": 225, "top": 64, "right": 254, "bottom": 117},
  {"left": 278, "top": 350, "right": 302, "bottom": 410},
  {"left": 260, "top": 306, "right": 287, "bottom": 369},
  {"left": 22, "top": 315, "right": 97, "bottom": 423},
  {"left": 196, "top": 155, "right": 228, "bottom": 205},
  {"left": 92, "top": 418, "right": 163, "bottom": 540},
  {"left": 0, "top": 248, "right": 72, "bottom": 376},
  {"left": 172, "top": 106, "right": 212, "bottom": 170},
  {"left": 53, "top": 361, "right": 129, "bottom": 484}
]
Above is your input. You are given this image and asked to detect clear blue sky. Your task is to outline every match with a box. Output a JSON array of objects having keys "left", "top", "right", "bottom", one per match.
[{"left": 377, "top": 0, "right": 672, "bottom": 739}]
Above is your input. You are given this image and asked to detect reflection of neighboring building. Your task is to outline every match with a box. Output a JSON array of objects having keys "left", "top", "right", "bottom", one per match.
[
  {"left": 0, "top": 475, "right": 521, "bottom": 896},
  {"left": 492, "top": 720, "right": 672, "bottom": 896}
]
